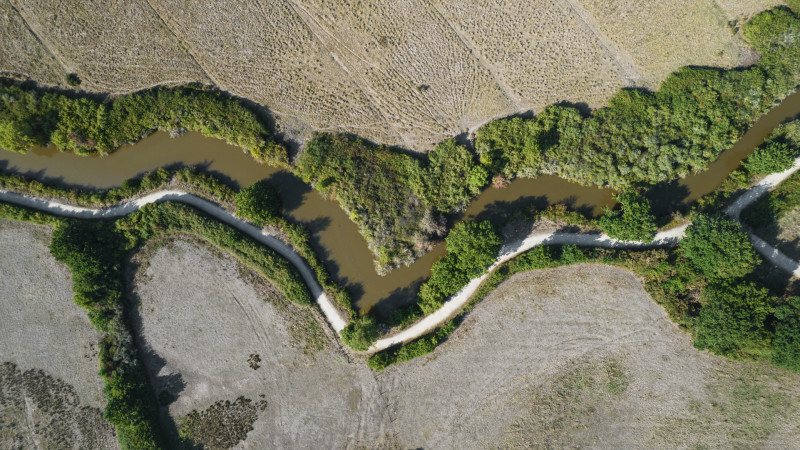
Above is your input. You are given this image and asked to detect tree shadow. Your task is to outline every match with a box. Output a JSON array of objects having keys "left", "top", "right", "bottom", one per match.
[
  {"left": 370, "top": 277, "right": 427, "bottom": 320},
  {"left": 643, "top": 180, "right": 692, "bottom": 218}
]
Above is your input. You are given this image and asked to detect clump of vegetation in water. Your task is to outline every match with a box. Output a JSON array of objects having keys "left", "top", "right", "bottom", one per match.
[
  {"left": 599, "top": 192, "right": 657, "bottom": 242},
  {"left": 296, "top": 134, "right": 483, "bottom": 274}
]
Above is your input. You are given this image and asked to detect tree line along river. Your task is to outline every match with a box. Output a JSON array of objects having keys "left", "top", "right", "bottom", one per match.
[{"left": 2, "top": 90, "right": 800, "bottom": 316}]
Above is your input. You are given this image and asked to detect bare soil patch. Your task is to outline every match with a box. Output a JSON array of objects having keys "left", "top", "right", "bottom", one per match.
[
  {"left": 131, "top": 237, "right": 390, "bottom": 448},
  {"left": 0, "top": 0, "right": 774, "bottom": 150},
  {"left": 0, "top": 220, "right": 117, "bottom": 448}
]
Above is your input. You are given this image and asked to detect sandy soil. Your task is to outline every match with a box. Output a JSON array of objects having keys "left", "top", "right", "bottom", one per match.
[
  {"left": 0, "top": 0, "right": 778, "bottom": 151},
  {"left": 131, "top": 238, "right": 390, "bottom": 448},
  {"left": 132, "top": 237, "right": 800, "bottom": 448},
  {"left": 0, "top": 220, "right": 118, "bottom": 448}
]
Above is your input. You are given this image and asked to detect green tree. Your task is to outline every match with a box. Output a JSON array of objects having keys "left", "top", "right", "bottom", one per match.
[
  {"left": 413, "top": 139, "right": 486, "bottom": 211},
  {"left": 773, "top": 297, "right": 800, "bottom": 372},
  {"left": 417, "top": 220, "right": 501, "bottom": 314},
  {"left": 445, "top": 220, "right": 503, "bottom": 274},
  {"left": 599, "top": 192, "right": 657, "bottom": 242},
  {"left": 694, "top": 282, "right": 775, "bottom": 357},
  {"left": 743, "top": 140, "right": 799, "bottom": 176},
  {"left": 680, "top": 214, "right": 760, "bottom": 279},
  {"left": 341, "top": 315, "right": 380, "bottom": 351},
  {"left": 235, "top": 179, "right": 282, "bottom": 226}
]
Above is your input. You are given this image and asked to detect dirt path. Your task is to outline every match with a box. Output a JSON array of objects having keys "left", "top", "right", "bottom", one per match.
[
  {"left": 2, "top": 156, "right": 800, "bottom": 348},
  {"left": 0, "top": 189, "right": 347, "bottom": 332}
]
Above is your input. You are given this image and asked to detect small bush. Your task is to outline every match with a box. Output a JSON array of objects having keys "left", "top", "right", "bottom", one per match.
[{"left": 65, "top": 73, "right": 81, "bottom": 86}]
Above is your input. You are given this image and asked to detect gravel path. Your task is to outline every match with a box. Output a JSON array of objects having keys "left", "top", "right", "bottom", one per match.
[{"left": 2, "top": 156, "right": 800, "bottom": 350}]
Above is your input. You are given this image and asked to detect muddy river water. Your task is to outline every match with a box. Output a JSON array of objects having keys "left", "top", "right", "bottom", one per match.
[{"left": 2, "top": 91, "right": 800, "bottom": 315}]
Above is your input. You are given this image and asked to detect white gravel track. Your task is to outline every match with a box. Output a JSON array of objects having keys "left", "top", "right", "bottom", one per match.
[{"left": 2, "top": 157, "right": 800, "bottom": 350}]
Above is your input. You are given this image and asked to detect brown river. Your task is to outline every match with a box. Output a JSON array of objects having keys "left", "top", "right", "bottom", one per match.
[{"left": 2, "top": 91, "right": 800, "bottom": 315}]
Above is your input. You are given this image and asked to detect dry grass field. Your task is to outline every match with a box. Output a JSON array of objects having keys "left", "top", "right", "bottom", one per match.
[
  {"left": 0, "top": 221, "right": 118, "bottom": 449},
  {"left": 130, "top": 238, "right": 800, "bottom": 448},
  {"left": 131, "top": 237, "right": 390, "bottom": 448},
  {"left": 0, "top": 0, "right": 781, "bottom": 150}
]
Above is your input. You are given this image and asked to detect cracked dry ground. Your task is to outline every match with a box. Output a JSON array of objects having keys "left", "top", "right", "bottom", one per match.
[
  {"left": 0, "top": 0, "right": 782, "bottom": 150},
  {"left": 132, "top": 237, "right": 800, "bottom": 448}
]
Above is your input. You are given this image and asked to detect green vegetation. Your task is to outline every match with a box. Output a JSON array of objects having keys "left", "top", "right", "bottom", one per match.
[
  {"left": 49, "top": 219, "right": 164, "bottom": 449},
  {"left": 178, "top": 396, "right": 267, "bottom": 450},
  {"left": 117, "top": 202, "right": 312, "bottom": 306},
  {"left": 340, "top": 315, "right": 380, "bottom": 351},
  {"left": 235, "top": 179, "right": 282, "bottom": 225},
  {"left": 599, "top": 192, "right": 657, "bottom": 242},
  {"left": 296, "top": 134, "right": 484, "bottom": 273},
  {"left": 0, "top": 79, "right": 287, "bottom": 164},
  {"left": 742, "top": 169, "right": 800, "bottom": 228},
  {"left": 65, "top": 73, "right": 81, "bottom": 87},
  {"left": 680, "top": 214, "right": 760, "bottom": 279},
  {"left": 773, "top": 297, "right": 800, "bottom": 371},
  {"left": 418, "top": 220, "right": 501, "bottom": 314},
  {"left": 0, "top": 166, "right": 236, "bottom": 207},
  {"left": 694, "top": 281, "right": 775, "bottom": 358}
]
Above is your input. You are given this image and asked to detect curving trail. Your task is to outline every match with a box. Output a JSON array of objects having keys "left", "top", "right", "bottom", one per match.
[
  {"left": 372, "top": 156, "right": 800, "bottom": 352},
  {"left": 2, "top": 156, "right": 800, "bottom": 351},
  {"left": 0, "top": 189, "right": 348, "bottom": 332}
]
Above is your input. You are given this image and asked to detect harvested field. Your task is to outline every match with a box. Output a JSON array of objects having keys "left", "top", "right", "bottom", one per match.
[
  {"left": 0, "top": 220, "right": 118, "bottom": 448},
  {"left": 130, "top": 237, "right": 800, "bottom": 447},
  {"left": 131, "top": 237, "right": 389, "bottom": 448},
  {"left": 0, "top": 0, "right": 777, "bottom": 150},
  {"left": 377, "top": 264, "right": 800, "bottom": 448}
]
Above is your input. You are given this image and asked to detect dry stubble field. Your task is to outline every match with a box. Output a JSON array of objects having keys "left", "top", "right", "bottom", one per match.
[
  {"left": 0, "top": 0, "right": 782, "bottom": 150},
  {"left": 0, "top": 221, "right": 119, "bottom": 449},
  {"left": 133, "top": 238, "right": 800, "bottom": 448}
]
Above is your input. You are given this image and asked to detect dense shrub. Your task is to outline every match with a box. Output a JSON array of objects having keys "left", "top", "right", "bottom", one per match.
[
  {"left": 296, "top": 134, "right": 427, "bottom": 273},
  {"left": 340, "top": 315, "right": 380, "bottom": 351},
  {"left": 0, "top": 80, "right": 287, "bottom": 164},
  {"left": 599, "top": 192, "right": 657, "bottom": 242},
  {"left": 773, "top": 297, "right": 800, "bottom": 372},
  {"left": 50, "top": 220, "right": 164, "bottom": 449},
  {"left": 235, "top": 179, "right": 282, "bottom": 226},
  {"left": 411, "top": 139, "right": 487, "bottom": 211},
  {"left": 742, "top": 170, "right": 800, "bottom": 228},
  {"left": 116, "top": 203, "right": 312, "bottom": 306},
  {"left": 693, "top": 281, "right": 775, "bottom": 358},
  {"left": 743, "top": 141, "right": 798, "bottom": 175},
  {"left": 680, "top": 214, "right": 760, "bottom": 279},
  {"left": 418, "top": 221, "right": 501, "bottom": 314}
]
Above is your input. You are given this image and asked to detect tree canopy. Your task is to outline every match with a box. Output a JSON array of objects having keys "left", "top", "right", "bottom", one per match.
[{"left": 680, "top": 214, "right": 760, "bottom": 279}]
